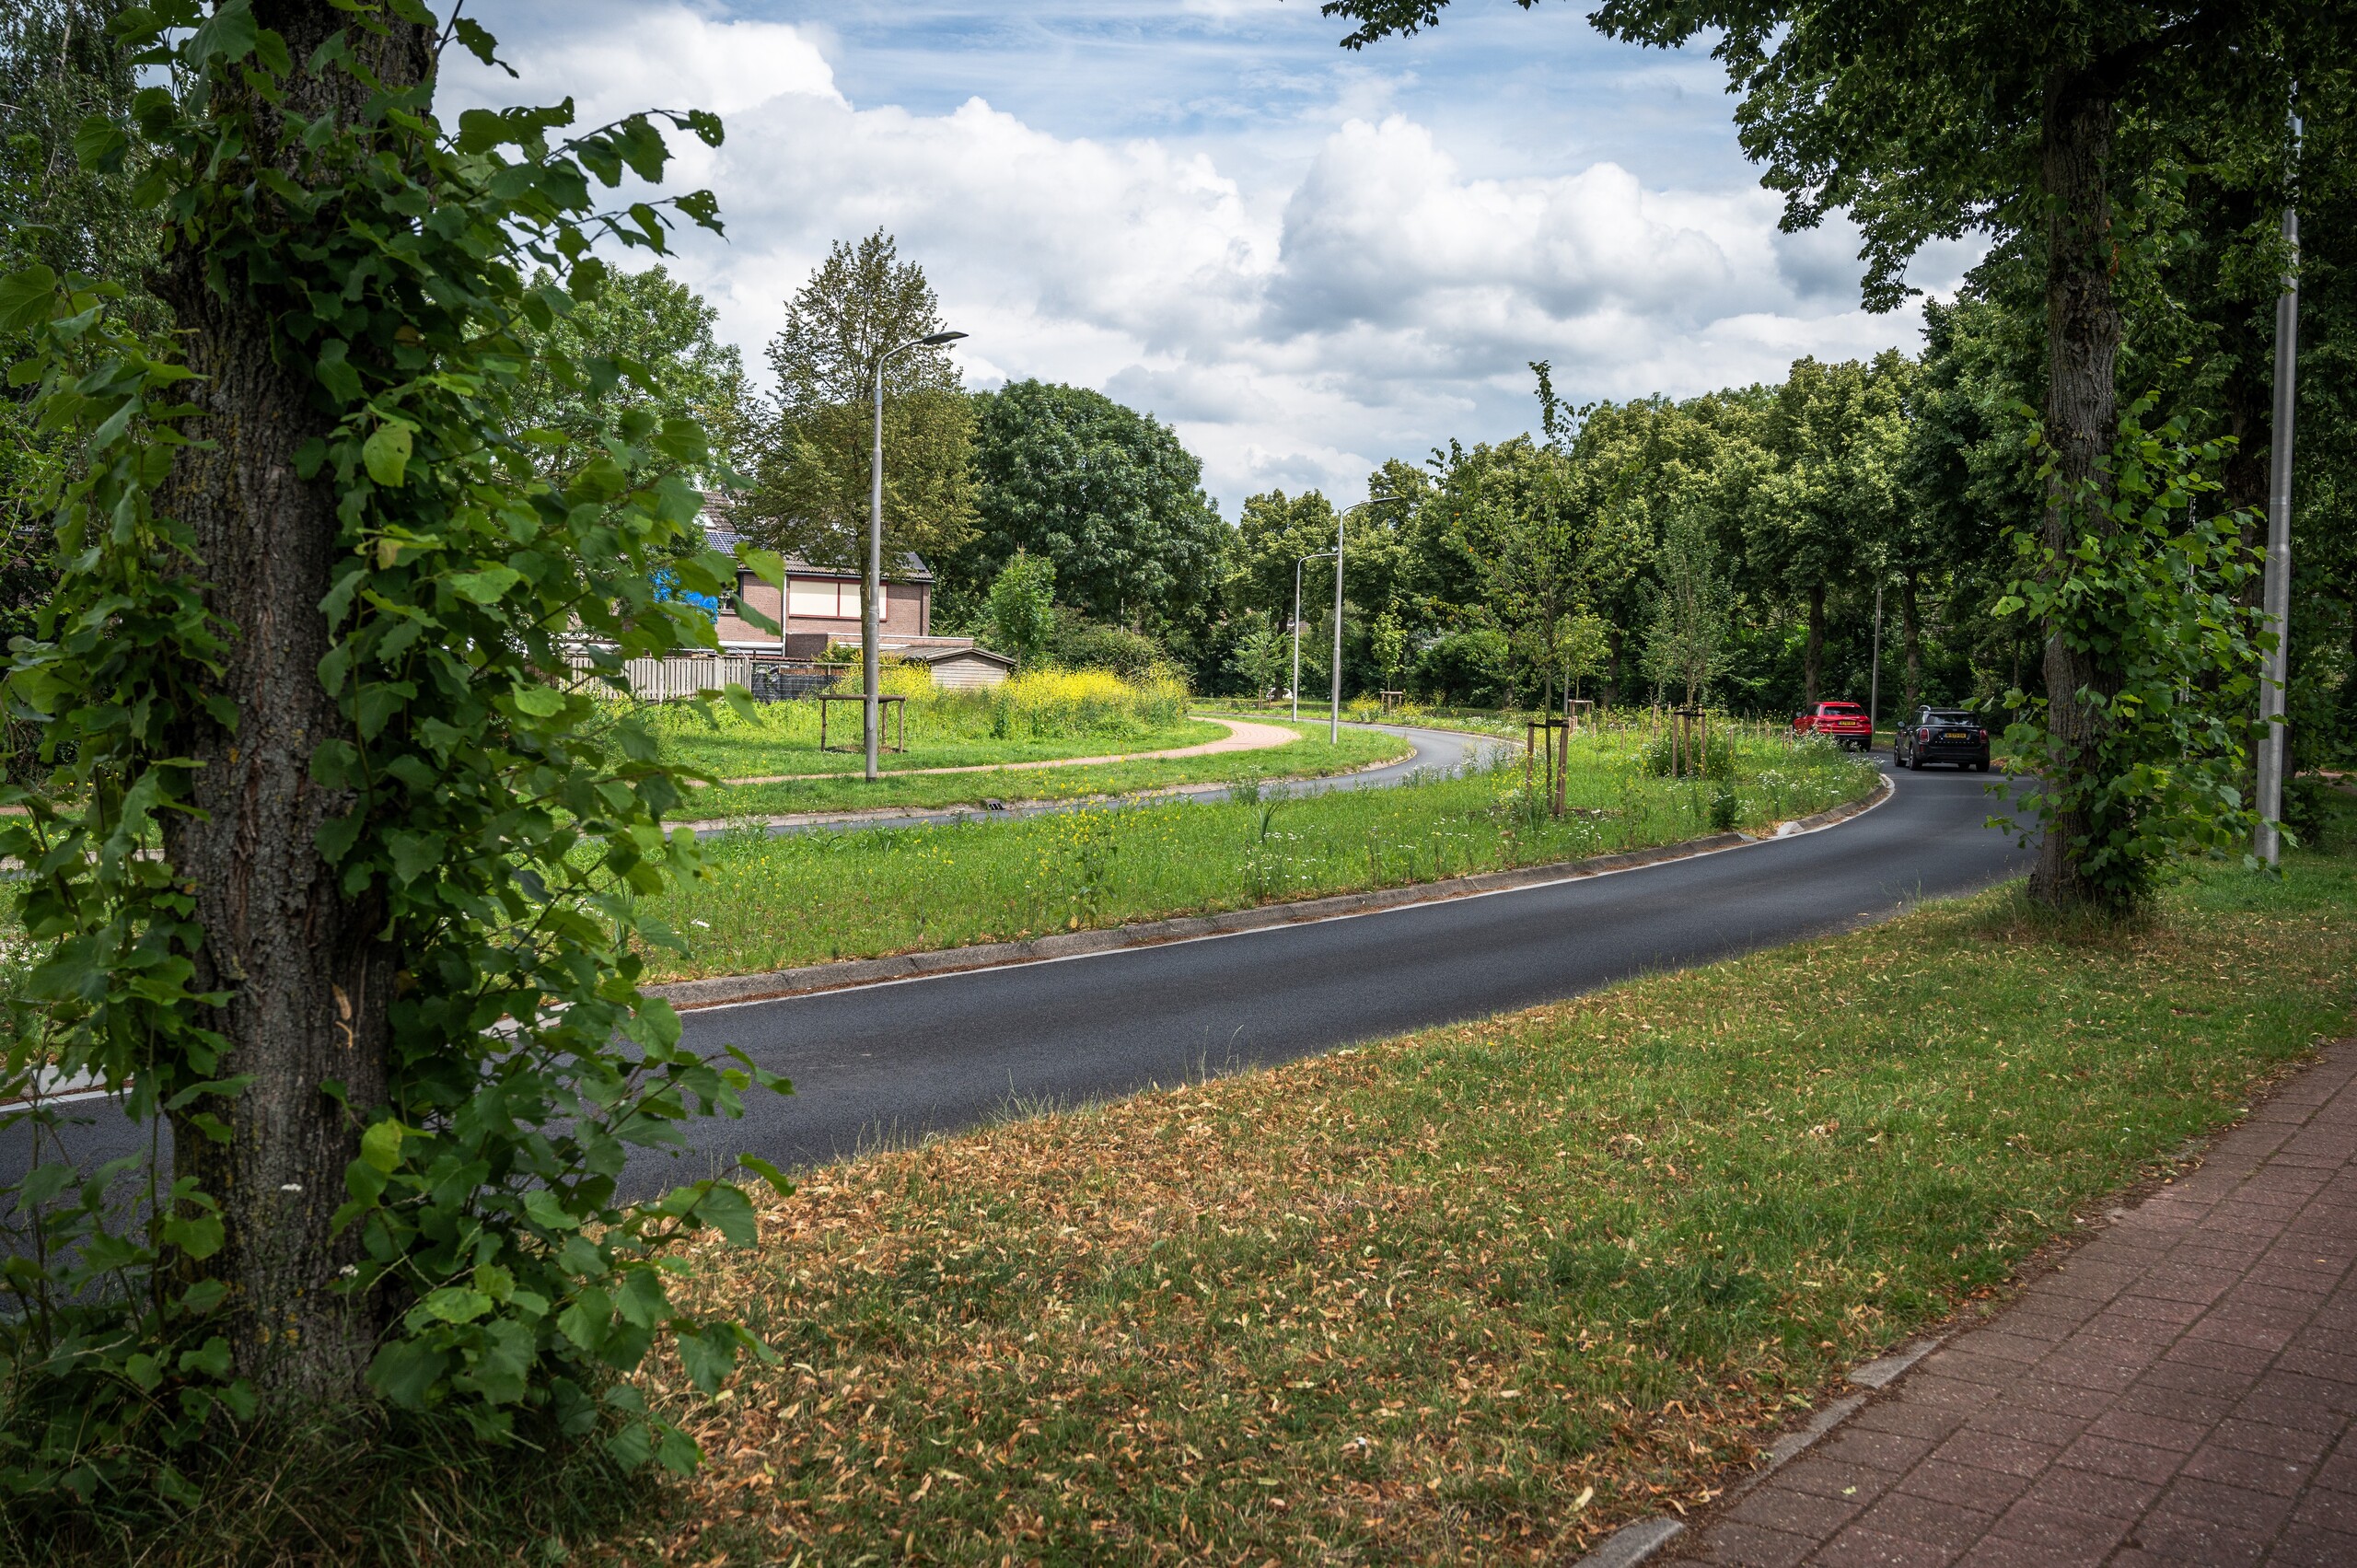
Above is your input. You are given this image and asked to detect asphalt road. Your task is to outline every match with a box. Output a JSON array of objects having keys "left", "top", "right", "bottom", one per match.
[
  {"left": 6, "top": 746, "right": 2032, "bottom": 1204},
  {"left": 634, "top": 754, "right": 2029, "bottom": 1195}
]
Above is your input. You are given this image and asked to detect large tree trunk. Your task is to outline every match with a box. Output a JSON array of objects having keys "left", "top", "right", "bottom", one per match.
[
  {"left": 152, "top": 4, "right": 435, "bottom": 1402},
  {"left": 2030, "top": 70, "right": 2123, "bottom": 909},
  {"left": 1802, "top": 582, "right": 1825, "bottom": 704},
  {"left": 1900, "top": 571, "right": 1922, "bottom": 718}
]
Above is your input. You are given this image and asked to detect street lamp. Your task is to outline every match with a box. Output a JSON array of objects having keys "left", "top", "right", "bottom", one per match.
[
  {"left": 1291, "top": 549, "right": 1335, "bottom": 723},
  {"left": 867, "top": 329, "right": 967, "bottom": 782}
]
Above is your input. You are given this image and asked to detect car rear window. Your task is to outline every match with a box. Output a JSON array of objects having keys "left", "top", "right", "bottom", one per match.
[
  {"left": 1822, "top": 704, "right": 1864, "bottom": 714},
  {"left": 1927, "top": 712, "right": 1980, "bottom": 726}
]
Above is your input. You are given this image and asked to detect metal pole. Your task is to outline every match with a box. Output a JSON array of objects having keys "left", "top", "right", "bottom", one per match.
[
  {"left": 866, "top": 354, "right": 885, "bottom": 783},
  {"left": 1869, "top": 577, "right": 1885, "bottom": 753},
  {"left": 1291, "top": 558, "right": 1303, "bottom": 722},
  {"left": 2258, "top": 203, "right": 2300, "bottom": 865},
  {"left": 1330, "top": 510, "right": 1343, "bottom": 743}
]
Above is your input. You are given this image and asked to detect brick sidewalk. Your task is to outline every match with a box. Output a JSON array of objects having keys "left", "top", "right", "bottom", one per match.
[{"left": 1670, "top": 1040, "right": 2357, "bottom": 1567}]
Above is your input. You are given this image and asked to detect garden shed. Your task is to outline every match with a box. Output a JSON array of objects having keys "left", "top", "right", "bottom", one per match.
[{"left": 900, "top": 645, "right": 1017, "bottom": 689}]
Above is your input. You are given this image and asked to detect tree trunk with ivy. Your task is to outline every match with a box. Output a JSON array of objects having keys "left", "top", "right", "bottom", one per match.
[
  {"left": 2030, "top": 69, "right": 2124, "bottom": 910},
  {"left": 150, "top": 4, "right": 435, "bottom": 1400}
]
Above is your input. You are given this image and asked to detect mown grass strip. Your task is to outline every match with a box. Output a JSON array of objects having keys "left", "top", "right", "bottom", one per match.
[
  {"left": 650, "top": 829, "right": 2357, "bottom": 1565},
  {"left": 637, "top": 732, "right": 1872, "bottom": 980}
]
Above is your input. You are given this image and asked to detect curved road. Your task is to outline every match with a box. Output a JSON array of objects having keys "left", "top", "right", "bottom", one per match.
[
  {"left": 734, "top": 719, "right": 1496, "bottom": 837},
  {"left": 6, "top": 748, "right": 2031, "bottom": 1202},
  {"left": 632, "top": 755, "right": 2026, "bottom": 1193}
]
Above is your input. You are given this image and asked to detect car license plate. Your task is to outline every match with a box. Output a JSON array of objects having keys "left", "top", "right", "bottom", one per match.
[{"left": 1944, "top": 731, "right": 1968, "bottom": 740}]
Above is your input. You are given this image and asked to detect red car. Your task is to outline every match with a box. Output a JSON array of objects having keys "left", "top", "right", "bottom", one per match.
[{"left": 1793, "top": 701, "right": 1874, "bottom": 750}]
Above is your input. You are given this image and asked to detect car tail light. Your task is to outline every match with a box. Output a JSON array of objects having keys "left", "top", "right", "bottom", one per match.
[{"left": 1917, "top": 727, "right": 1930, "bottom": 740}]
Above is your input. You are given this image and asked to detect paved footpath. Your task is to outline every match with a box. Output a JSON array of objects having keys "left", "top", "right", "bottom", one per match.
[{"left": 1670, "top": 1039, "right": 2357, "bottom": 1567}]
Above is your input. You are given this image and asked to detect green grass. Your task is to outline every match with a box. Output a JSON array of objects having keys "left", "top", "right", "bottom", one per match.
[
  {"left": 638, "top": 730, "right": 1875, "bottom": 981},
  {"left": 644, "top": 812, "right": 2357, "bottom": 1565},
  {"left": 680, "top": 718, "right": 1411, "bottom": 819},
  {"left": 665, "top": 714, "right": 1225, "bottom": 781}
]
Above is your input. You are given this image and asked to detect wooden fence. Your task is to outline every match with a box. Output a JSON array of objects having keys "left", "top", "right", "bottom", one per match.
[{"left": 562, "top": 652, "right": 845, "bottom": 703}]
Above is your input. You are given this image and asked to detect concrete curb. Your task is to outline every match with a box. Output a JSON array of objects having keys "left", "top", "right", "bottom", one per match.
[
  {"left": 1570, "top": 1330, "right": 1943, "bottom": 1567},
  {"left": 646, "top": 772, "right": 1893, "bottom": 1013}
]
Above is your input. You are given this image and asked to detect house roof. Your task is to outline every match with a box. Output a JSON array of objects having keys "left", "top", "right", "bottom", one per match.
[
  {"left": 699, "top": 494, "right": 935, "bottom": 583},
  {"left": 897, "top": 645, "right": 1016, "bottom": 669}
]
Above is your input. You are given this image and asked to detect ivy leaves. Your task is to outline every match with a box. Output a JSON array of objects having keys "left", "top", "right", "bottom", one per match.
[
  {"left": 0, "top": 1, "right": 788, "bottom": 1500},
  {"left": 1992, "top": 393, "right": 2270, "bottom": 900}
]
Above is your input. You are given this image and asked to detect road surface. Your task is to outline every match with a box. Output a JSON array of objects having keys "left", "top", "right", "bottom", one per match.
[{"left": 5, "top": 749, "right": 2030, "bottom": 1203}]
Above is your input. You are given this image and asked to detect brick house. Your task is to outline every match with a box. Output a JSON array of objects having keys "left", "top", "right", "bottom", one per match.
[{"left": 702, "top": 511, "right": 955, "bottom": 659}]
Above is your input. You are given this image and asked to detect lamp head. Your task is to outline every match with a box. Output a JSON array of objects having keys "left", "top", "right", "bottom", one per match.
[{"left": 920, "top": 331, "right": 968, "bottom": 346}]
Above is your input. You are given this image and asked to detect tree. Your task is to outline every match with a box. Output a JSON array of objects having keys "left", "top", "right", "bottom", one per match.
[
  {"left": 985, "top": 548, "right": 1056, "bottom": 663},
  {"left": 1227, "top": 612, "right": 1289, "bottom": 702},
  {"left": 1323, "top": 0, "right": 2334, "bottom": 907},
  {"left": 1643, "top": 508, "right": 1736, "bottom": 711},
  {"left": 744, "top": 230, "right": 975, "bottom": 584},
  {"left": 2, "top": 1, "right": 780, "bottom": 1497},
  {"left": 510, "top": 263, "right": 752, "bottom": 485},
  {"left": 1747, "top": 355, "right": 1909, "bottom": 704},
  {"left": 957, "top": 379, "right": 1228, "bottom": 635}
]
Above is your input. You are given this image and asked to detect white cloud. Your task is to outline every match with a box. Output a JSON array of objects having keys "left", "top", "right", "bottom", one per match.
[{"left": 447, "top": 5, "right": 1962, "bottom": 511}]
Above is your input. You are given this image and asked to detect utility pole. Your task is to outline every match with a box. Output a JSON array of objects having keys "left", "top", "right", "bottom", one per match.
[
  {"left": 1293, "top": 550, "right": 1333, "bottom": 724},
  {"left": 2257, "top": 187, "right": 2300, "bottom": 864},
  {"left": 1329, "top": 507, "right": 1344, "bottom": 743},
  {"left": 867, "top": 329, "right": 966, "bottom": 782}
]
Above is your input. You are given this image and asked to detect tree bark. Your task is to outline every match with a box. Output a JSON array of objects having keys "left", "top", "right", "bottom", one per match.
[
  {"left": 1802, "top": 582, "right": 1825, "bottom": 704},
  {"left": 1900, "top": 571, "right": 1922, "bottom": 717},
  {"left": 152, "top": 3, "right": 435, "bottom": 1401},
  {"left": 2030, "top": 69, "right": 2123, "bottom": 910}
]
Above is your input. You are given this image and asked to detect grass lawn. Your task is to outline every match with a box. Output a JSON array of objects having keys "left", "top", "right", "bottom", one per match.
[
  {"left": 668, "top": 715, "right": 1226, "bottom": 782},
  {"left": 637, "top": 731, "right": 1875, "bottom": 981},
  {"left": 639, "top": 819, "right": 2357, "bottom": 1565},
  {"left": 683, "top": 719, "right": 1410, "bottom": 820}
]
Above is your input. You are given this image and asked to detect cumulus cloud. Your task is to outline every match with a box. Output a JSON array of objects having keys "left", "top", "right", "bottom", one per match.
[{"left": 446, "top": 4, "right": 1960, "bottom": 511}]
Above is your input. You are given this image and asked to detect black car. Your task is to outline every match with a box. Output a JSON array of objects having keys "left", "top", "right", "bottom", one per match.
[{"left": 1895, "top": 707, "right": 1992, "bottom": 772}]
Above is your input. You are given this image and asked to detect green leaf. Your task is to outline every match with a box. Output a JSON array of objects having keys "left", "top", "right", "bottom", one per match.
[
  {"left": 367, "top": 1339, "right": 447, "bottom": 1410},
  {"left": 360, "top": 1118, "right": 403, "bottom": 1174},
  {"left": 72, "top": 115, "right": 130, "bottom": 173},
  {"left": 694, "top": 1181, "right": 758, "bottom": 1247},
  {"left": 363, "top": 422, "right": 413, "bottom": 487},
  {"left": 190, "top": 0, "right": 258, "bottom": 66},
  {"left": 448, "top": 565, "right": 522, "bottom": 604},
  {"left": 0, "top": 266, "right": 57, "bottom": 333},
  {"left": 510, "top": 684, "right": 565, "bottom": 718},
  {"left": 737, "top": 546, "right": 785, "bottom": 588},
  {"left": 386, "top": 830, "right": 441, "bottom": 886},
  {"left": 419, "top": 1285, "right": 494, "bottom": 1324}
]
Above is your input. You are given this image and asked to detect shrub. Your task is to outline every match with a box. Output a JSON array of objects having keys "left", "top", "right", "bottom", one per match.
[
  {"left": 1047, "top": 617, "right": 1168, "bottom": 682},
  {"left": 1412, "top": 629, "right": 1513, "bottom": 707}
]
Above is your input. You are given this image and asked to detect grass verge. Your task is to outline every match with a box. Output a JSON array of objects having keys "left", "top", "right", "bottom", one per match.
[
  {"left": 683, "top": 719, "right": 1407, "bottom": 820},
  {"left": 644, "top": 825, "right": 2357, "bottom": 1564},
  {"left": 638, "top": 731, "right": 1873, "bottom": 981}
]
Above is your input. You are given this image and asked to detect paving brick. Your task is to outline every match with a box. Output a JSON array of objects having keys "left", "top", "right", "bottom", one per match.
[
  {"left": 1725, "top": 1484, "right": 1863, "bottom": 1538},
  {"left": 2125, "top": 1508, "right": 2272, "bottom": 1564},
  {"left": 1931, "top": 1429, "right": 2063, "bottom": 1479},
  {"left": 1685, "top": 1520, "right": 1815, "bottom": 1567},
  {"left": 2014, "top": 1464, "right": 2161, "bottom": 1520},
  {"left": 1808, "top": 1526, "right": 1961, "bottom": 1568},
  {"left": 2057, "top": 1434, "right": 2186, "bottom": 1484},
  {"left": 2269, "top": 1521, "right": 2357, "bottom": 1567},
  {"left": 1893, "top": 1458, "right": 2033, "bottom": 1512},
  {"left": 2155, "top": 1475, "right": 2295, "bottom": 1534},
  {"left": 1668, "top": 1041, "right": 2357, "bottom": 1568},
  {"left": 1985, "top": 1496, "right": 2131, "bottom": 1555},
  {"left": 2207, "top": 1416, "right": 2336, "bottom": 1465}
]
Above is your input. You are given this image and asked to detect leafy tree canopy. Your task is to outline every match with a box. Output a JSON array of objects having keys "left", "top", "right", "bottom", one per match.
[{"left": 957, "top": 378, "right": 1229, "bottom": 634}]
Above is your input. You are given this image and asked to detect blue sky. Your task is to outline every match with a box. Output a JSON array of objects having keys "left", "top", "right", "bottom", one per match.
[{"left": 453, "top": 2, "right": 1974, "bottom": 513}]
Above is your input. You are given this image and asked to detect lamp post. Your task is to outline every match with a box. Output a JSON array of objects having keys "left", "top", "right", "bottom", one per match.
[
  {"left": 1868, "top": 575, "right": 1886, "bottom": 752},
  {"left": 867, "top": 329, "right": 966, "bottom": 782},
  {"left": 2257, "top": 206, "right": 2300, "bottom": 865},
  {"left": 1292, "top": 549, "right": 1335, "bottom": 723}
]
